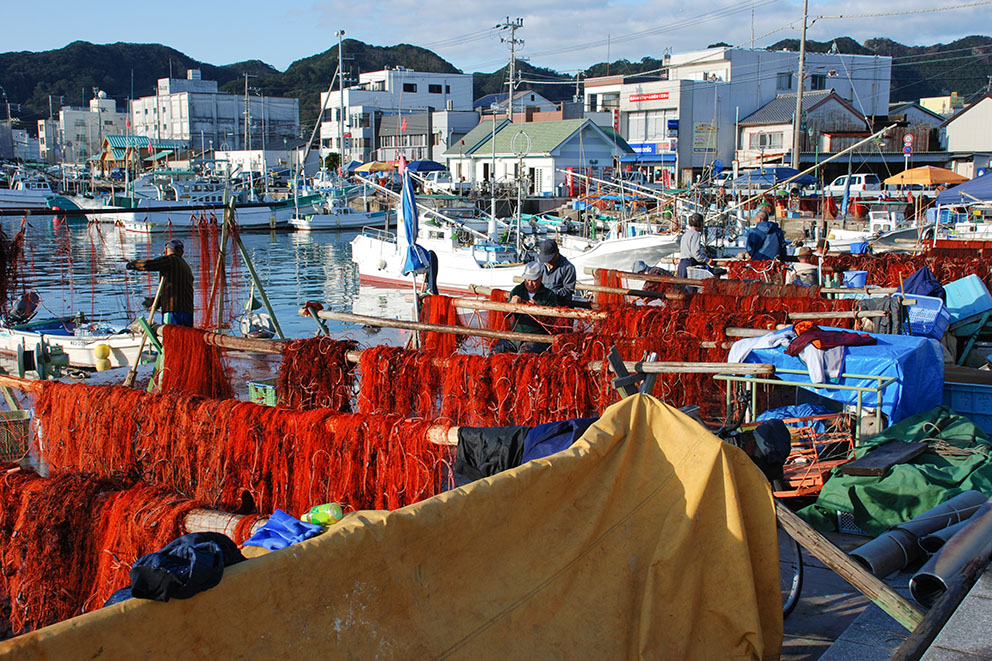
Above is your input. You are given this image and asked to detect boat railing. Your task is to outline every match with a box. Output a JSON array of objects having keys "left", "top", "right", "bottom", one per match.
[{"left": 362, "top": 227, "right": 396, "bottom": 242}]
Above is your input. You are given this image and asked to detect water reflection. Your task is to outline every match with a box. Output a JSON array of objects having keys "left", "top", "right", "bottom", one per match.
[{"left": 3, "top": 217, "right": 411, "bottom": 342}]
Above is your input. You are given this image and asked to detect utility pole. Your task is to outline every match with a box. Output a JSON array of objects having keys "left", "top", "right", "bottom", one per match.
[
  {"left": 335, "top": 30, "right": 347, "bottom": 167},
  {"left": 497, "top": 17, "right": 523, "bottom": 123},
  {"left": 791, "top": 0, "right": 809, "bottom": 169},
  {"left": 243, "top": 73, "right": 257, "bottom": 150}
]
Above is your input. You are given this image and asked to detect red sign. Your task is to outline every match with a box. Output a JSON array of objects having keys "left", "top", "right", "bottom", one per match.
[
  {"left": 629, "top": 92, "right": 670, "bottom": 103},
  {"left": 612, "top": 108, "right": 620, "bottom": 131}
]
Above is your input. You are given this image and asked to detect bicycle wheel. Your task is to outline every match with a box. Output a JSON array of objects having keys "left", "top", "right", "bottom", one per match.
[{"left": 778, "top": 524, "right": 804, "bottom": 617}]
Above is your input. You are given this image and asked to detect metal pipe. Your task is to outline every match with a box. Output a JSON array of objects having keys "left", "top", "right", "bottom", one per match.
[
  {"left": 919, "top": 519, "right": 973, "bottom": 555},
  {"left": 911, "top": 497, "right": 992, "bottom": 607},
  {"left": 851, "top": 491, "right": 988, "bottom": 578}
]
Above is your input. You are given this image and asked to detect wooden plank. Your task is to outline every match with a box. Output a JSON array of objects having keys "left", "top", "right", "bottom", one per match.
[
  {"left": 841, "top": 441, "right": 929, "bottom": 477},
  {"left": 775, "top": 502, "right": 924, "bottom": 631}
]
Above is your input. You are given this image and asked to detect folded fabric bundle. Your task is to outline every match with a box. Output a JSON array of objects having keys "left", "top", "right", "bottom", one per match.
[
  {"left": 128, "top": 532, "right": 245, "bottom": 602},
  {"left": 243, "top": 509, "right": 324, "bottom": 552}
]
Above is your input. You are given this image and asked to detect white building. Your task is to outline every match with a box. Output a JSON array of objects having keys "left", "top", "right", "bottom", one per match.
[
  {"left": 375, "top": 110, "right": 480, "bottom": 162},
  {"left": 37, "top": 90, "right": 128, "bottom": 164},
  {"left": 443, "top": 118, "right": 633, "bottom": 196},
  {"left": 319, "top": 67, "right": 474, "bottom": 163},
  {"left": 584, "top": 47, "right": 891, "bottom": 182},
  {"left": 131, "top": 69, "right": 299, "bottom": 152},
  {"left": 944, "top": 94, "right": 992, "bottom": 154}
]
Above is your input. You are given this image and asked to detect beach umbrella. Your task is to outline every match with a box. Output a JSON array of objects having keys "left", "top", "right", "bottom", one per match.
[
  {"left": 884, "top": 166, "right": 969, "bottom": 186},
  {"left": 354, "top": 161, "right": 397, "bottom": 173},
  {"left": 405, "top": 160, "right": 446, "bottom": 173},
  {"left": 397, "top": 156, "right": 430, "bottom": 275}
]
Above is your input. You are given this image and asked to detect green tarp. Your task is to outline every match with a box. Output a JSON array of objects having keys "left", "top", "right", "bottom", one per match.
[{"left": 800, "top": 406, "right": 992, "bottom": 535}]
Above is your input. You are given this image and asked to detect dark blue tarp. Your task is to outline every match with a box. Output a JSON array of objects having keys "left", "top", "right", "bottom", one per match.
[
  {"left": 742, "top": 329, "right": 944, "bottom": 423},
  {"left": 936, "top": 172, "right": 992, "bottom": 205}
]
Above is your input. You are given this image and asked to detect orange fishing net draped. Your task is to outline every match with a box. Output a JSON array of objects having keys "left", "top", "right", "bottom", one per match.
[
  {"left": 596, "top": 269, "right": 625, "bottom": 305},
  {"left": 823, "top": 253, "right": 992, "bottom": 292},
  {"left": 0, "top": 224, "right": 25, "bottom": 315},
  {"left": 35, "top": 382, "right": 451, "bottom": 515},
  {"left": 194, "top": 218, "right": 220, "bottom": 328},
  {"left": 159, "top": 325, "right": 233, "bottom": 399},
  {"left": 418, "top": 295, "right": 462, "bottom": 355},
  {"left": 0, "top": 465, "right": 203, "bottom": 636},
  {"left": 358, "top": 346, "right": 439, "bottom": 417},
  {"left": 277, "top": 337, "right": 357, "bottom": 411}
]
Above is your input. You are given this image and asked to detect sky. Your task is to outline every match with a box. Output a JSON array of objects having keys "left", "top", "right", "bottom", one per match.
[{"left": 3, "top": 0, "right": 990, "bottom": 75}]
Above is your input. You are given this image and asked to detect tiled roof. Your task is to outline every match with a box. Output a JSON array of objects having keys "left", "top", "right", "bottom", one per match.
[
  {"left": 739, "top": 90, "right": 837, "bottom": 126},
  {"left": 472, "top": 119, "right": 632, "bottom": 156}
]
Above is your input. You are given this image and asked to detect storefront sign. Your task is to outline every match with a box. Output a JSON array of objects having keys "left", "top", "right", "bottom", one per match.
[
  {"left": 629, "top": 142, "right": 657, "bottom": 155},
  {"left": 629, "top": 92, "right": 670, "bottom": 103}
]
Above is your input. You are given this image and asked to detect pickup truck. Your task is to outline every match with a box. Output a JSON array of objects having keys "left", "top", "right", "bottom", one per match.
[
  {"left": 824, "top": 173, "right": 883, "bottom": 198},
  {"left": 422, "top": 171, "right": 472, "bottom": 195}
]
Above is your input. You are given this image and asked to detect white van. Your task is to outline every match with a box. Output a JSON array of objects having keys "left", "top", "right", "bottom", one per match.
[
  {"left": 825, "top": 173, "right": 883, "bottom": 197},
  {"left": 422, "top": 171, "right": 471, "bottom": 195}
]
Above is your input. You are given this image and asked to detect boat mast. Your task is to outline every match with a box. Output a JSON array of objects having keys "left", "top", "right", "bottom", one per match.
[
  {"left": 791, "top": 0, "right": 809, "bottom": 169},
  {"left": 336, "top": 30, "right": 346, "bottom": 171}
]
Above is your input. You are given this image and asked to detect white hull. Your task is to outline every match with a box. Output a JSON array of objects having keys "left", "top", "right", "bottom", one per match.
[
  {"left": 106, "top": 204, "right": 294, "bottom": 233},
  {"left": 0, "top": 190, "right": 51, "bottom": 209},
  {"left": 351, "top": 230, "right": 680, "bottom": 293},
  {"left": 0, "top": 326, "right": 150, "bottom": 370},
  {"left": 290, "top": 209, "right": 384, "bottom": 231}
]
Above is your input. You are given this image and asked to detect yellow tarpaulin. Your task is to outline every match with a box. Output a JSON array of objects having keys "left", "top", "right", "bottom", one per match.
[{"left": 1, "top": 395, "right": 782, "bottom": 659}]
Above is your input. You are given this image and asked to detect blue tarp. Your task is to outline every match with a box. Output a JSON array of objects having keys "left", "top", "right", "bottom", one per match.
[
  {"left": 742, "top": 329, "right": 944, "bottom": 423},
  {"left": 936, "top": 172, "right": 992, "bottom": 205}
]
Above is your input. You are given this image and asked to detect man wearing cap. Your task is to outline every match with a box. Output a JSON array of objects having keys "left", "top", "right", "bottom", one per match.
[
  {"left": 536, "top": 238, "right": 576, "bottom": 301},
  {"left": 126, "top": 239, "right": 195, "bottom": 327},
  {"left": 785, "top": 247, "right": 819, "bottom": 287},
  {"left": 492, "top": 261, "right": 560, "bottom": 354}
]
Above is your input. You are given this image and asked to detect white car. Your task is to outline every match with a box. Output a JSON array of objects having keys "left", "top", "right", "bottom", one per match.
[
  {"left": 422, "top": 171, "right": 472, "bottom": 195},
  {"left": 824, "top": 173, "right": 883, "bottom": 197}
]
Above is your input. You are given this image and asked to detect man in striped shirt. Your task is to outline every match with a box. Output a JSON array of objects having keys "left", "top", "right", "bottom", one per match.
[{"left": 126, "top": 238, "right": 195, "bottom": 327}]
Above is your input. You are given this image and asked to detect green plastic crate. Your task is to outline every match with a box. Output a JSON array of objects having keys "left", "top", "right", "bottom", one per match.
[
  {"left": 0, "top": 410, "right": 31, "bottom": 462},
  {"left": 248, "top": 378, "right": 278, "bottom": 407}
]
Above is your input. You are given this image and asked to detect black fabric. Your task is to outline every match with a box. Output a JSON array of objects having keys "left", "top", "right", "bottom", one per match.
[
  {"left": 750, "top": 419, "right": 792, "bottom": 483},
  {"left": 856, "top": 297, "right": 904, "bottom": 335},
  {"left": 128, "top": 532, "right": 245, "bottom": 602},
  {"left": 454, "top": 425, "right": 530, "bottom": 486},
  {"left": 426, "top": 250, "right": 440, "bottom": 295}
]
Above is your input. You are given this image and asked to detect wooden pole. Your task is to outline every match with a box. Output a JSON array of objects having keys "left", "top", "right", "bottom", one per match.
[
  {"left": 124, "top": 277, "right": 165, "bottom": 388},
  {"left": 446, "top": 295, "right": 609, "bottom": 320},
  {"left": 228, "top": 218, "right": 286, "bottom": 340},
  {"left": 582, "top": 266, "right": 701, "bottom": 287},
  {"left": 788, "top": 310, "right": 887, "bottom": 320},
  {"left": 776, "top": 502, "right": 924, "bottom": 632}
]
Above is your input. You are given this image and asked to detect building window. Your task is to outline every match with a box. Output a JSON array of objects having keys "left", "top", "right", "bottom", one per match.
[
  {"left": 810, "top": 74, "right": 827, "bottom": 91},
  {"left": 428, "top": 84, "right": 442, "bottom": 94},
  {"left": 445, "top": 85, "right": 450, "bottom": 94},
  {"left": 748, "top": 132, "right": 784, "bottom": 149},
  {"left": 403, "top": 83, "right": 417, "bottom": 93},
  {"left": 776, "top": 72, "right": 792, "bottom": 90}
]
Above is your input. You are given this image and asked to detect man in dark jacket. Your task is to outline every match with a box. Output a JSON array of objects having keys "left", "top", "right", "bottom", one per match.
[
  {"left": 493, "top": 261, "right": 560, "bottom": 354},
  {"left": 536, "top": 238, "right": 576, "bottom": 301},
  {"left": 744, "top": 211, "right": 787, "bottom": 261},
  {"left": 126, "top": 238, "right": 195, "bottom": 327}
]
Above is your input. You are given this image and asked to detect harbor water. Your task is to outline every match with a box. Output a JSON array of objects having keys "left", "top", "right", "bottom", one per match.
[{"left": 2, "top": 216, "right": 412, "bottom": 343}]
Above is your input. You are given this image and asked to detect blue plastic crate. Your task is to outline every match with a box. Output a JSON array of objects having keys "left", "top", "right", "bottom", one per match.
[
  {"left": 943, "top": 381, "right": 992, "bottom": 434},
  {"left": 944, "top": 274, "right": 992, "bottom": 325},
  {"left": 896, "top": 293, "right": 950, "bottom": 339}
]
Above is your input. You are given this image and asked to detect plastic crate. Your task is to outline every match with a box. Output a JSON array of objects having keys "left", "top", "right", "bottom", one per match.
[
  {"left": 0, "top": 410, "right": 31, "bottom": 462},
  {"left": 944, "top": 274, "right": 992, "bottom": 325},
  {"left": 897, "top": 293, "right": 950, "bottom": 340},
  {"left": 248, "top": 378, "right": 278, "bottom": 407},
  {"left": 943, "top": 381, "right": 992, "bottom": 434},
  {"left": 686, "top": 266, "right": 715, "bottom": 280}
]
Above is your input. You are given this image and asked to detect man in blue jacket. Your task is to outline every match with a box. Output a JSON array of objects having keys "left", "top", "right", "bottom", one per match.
[{"left": 744, "top": 210, "right": 787, "bottom": 261}]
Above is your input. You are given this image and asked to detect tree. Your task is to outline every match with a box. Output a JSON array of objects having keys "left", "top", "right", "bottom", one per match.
[{"left": 324, "top": 153, "right": 340, "bottom": 170}]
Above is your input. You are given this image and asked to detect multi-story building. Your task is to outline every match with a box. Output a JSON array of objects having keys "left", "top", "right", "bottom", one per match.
[
  {"left": 37, "top": 90, "right": 128, "bottom": 164},
  {"left": 584, "top": 47, "right": 892, "bottom": 183},
  {"left": 130, "top": 69, "right": 299, "bottom": 152},
  {"left": 319, "top": 67, "right": 474, "bottom": 163}
]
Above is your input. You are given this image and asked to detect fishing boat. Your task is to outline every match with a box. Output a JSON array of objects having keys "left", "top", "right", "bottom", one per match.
[
  {"left": 0, "top": 316, "right": 149, "bottom": 373},
  {"left": 289, "top": 197, "right": 386, "bottom": 231},
  {"left": 0, "top": 169, "right": 56, "bottom": 209}
]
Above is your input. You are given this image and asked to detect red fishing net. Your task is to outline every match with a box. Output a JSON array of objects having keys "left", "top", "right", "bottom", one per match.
[
  {"left": 418, "top": 295, "right": 462, "bottom": 355},
  {"left": 0, "top": 465, "right": 200, "bottom": 635},
  {"left": 277, "top": 337, "right": 357, "bottom": 411},
  {"left": 595, "top": 269, "right": 625, "bottom": 306},
  {"left": 35, "top": 382, "right": 452, "bottom": 516},
  {"left": 159, "top": 325, "right": 233, "bottom": 399}
]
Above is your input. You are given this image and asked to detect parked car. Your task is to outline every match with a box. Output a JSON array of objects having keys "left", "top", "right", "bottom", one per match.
[
  {"left": 824, "top": 173, "right": 883, "bottom": 197},
  {"left": 422, "top": 170, "right": 471, "bottom": 195}
]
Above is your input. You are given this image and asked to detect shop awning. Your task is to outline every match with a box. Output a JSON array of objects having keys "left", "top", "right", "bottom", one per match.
[{"left": 618, "top": 153, "right": 677, "bottom": 164}]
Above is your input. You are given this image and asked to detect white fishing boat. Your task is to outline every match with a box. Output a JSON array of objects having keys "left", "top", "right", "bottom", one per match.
[
  {"left": 0, "top": 317, "right": 149, "bottom": 373},
  {"left": 0, "top": 170, "right": 55, "bottom": 209},
  {"left": 289, "top": 198, "right": 386, "bottom": 231}
]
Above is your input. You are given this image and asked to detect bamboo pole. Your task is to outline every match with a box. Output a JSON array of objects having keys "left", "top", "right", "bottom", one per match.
[
  {"left": 124, "top": 277, "right": 165, "bottom": 388},
  {"left": 788, "top": 310, "right": 886, "bottom": 320},
  {"left": 582, "top": 266, "right": 701, "bottom": 287}
]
